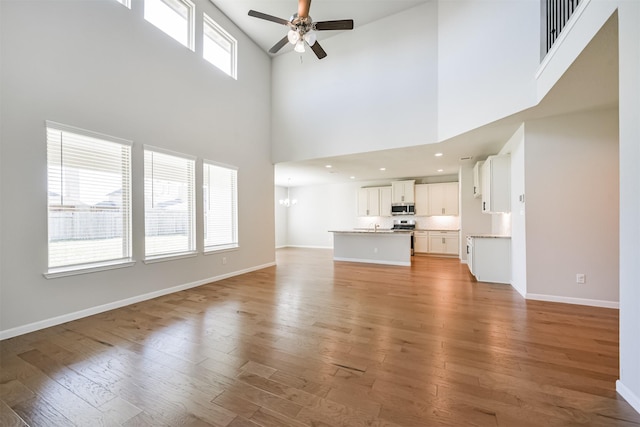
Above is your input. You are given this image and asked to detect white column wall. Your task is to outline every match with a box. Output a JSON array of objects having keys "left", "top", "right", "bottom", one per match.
[
  {"left": 458, "top": 164, "right": 492, "bottom": 262},
  {"left": 509, "top": 126, "right": 527, "bottom": 298},
  {"left": 617, "top": 0, "right": 640, "bottom": 413}
]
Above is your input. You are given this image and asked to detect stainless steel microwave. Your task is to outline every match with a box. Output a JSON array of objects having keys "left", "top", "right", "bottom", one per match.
[{"left": 391, "top": 203, "right": 415, "bottom": 215}]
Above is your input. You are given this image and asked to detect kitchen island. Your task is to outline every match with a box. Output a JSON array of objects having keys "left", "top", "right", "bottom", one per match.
[{"left": 329, "top": 230, "right": 413, "bottom": 266}]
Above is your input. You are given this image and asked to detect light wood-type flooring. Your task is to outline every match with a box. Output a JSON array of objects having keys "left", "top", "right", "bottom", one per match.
[{"left": 2, "top": 248, "right": 640, "bottom": 426}]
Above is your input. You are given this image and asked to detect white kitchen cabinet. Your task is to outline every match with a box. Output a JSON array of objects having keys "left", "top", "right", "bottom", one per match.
[
  {"left": 358, "top": 186, "right": 392, "bottom": 217},
  {"left": 473, "top": 161, "right": 484, "bottom": 198},
  {"left": 427, "top": 182, "right": 459, "bottom": 216},
  {"left": 428, "top": 231, "right": 459, "bottom": 255},
  {"left": 379, "top": 187, "right": 392, "bottom": 217},
  {"left": 357, "top": 187, "right": 379, "bottom": 216},
  {"left": 481, "top": 155, "right": 510, "bottom": 213},
  {"left": 466, "top": 236, "right": 511, "bottom": 284},
  {"left": 414, "top": 230, "right": 429, "bottom": 253},
  {"left": 391, "top": 180, "right": 415, "bottom": 204},
  {"left": 414, "top": 184, "right": 429, "bottom": 216}
]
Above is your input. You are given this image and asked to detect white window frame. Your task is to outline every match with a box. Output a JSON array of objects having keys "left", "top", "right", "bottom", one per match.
[
  {"left": 203, "top": 160, "right": 238, "bottom": 253},
  {"left": 115, "top": 0, "right": 131, "bottom": 9},
  {"left": 44, "top": 121, "right": 134, "bottom": 279},
  {"left": 144, "top": 0, "right": 195, "bottom": 51},
  {"left": 143, "top": 146, "right": 197, "bottom": 262},
  {"left": 203, "top": 13, "right": 237, "bottom": 79}
]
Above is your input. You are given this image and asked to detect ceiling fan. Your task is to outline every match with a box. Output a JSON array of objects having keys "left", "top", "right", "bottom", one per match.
[{"left": 248, "top": 0, "right": 354, "bottom": 59}]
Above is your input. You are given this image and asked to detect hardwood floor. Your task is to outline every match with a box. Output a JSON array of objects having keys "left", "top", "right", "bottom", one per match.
[{"left": 1, "top": 248, "right": 639, "bottom": 426}]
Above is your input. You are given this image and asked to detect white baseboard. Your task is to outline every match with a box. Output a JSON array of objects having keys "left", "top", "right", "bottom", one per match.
[
  {"left": 526, "top": 293, "right": 619, "bottom": 309},
  {"left": 333, "top": 257, "right": 411, "bottom": 267},
  {"left": 284, "top": 245, "right": 333, "bottom": 249},
  {"left": 0, "top": 262, "right": 276, "bottom": 341},
  {"left": 617, "top": 380, "right": 640, "bottom": 415}
]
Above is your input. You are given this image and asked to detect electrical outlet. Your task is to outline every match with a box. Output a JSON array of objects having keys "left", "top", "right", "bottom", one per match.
[
  {"left": 374, "top": 247, "right": 378, "bottom": 253},
  {"left": 222, "top": 257, "right": 227, "bottom": 265},
  {"left": 576, "top": 273, "right": 585, "bottom": 284}
]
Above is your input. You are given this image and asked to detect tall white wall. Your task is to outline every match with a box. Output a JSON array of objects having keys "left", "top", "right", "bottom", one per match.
[
  {"left": 437, "top": 0, "right": 539, "bottom": 141},
  {"left": 524, "top": 109, "right": 619, "bottom": 305},
  {"left": 617, "top": 0, "right": 640, "bottom": 413},
  {"left": 508, "top": 126, "right": 527, "bottom": 297},
  {"left": 0, "top": 0, "right": 274, "bottom": 336},
  {"left": 271, "top": 2, "right": 439, "bottom": 163}
]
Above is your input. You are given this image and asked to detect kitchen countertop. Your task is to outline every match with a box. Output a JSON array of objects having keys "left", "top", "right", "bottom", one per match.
[
  {"left": 414, "top": 229, "right": 460, "bottom": 232},
  {"left": 329, "top": 229, "right": 413, "bottom": 234},
  {"left": 467, "top": 234, "right": 511, "bottom": 238}
]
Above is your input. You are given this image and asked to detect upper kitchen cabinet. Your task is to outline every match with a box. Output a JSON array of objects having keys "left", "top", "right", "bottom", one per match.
[
  {"left": 391, "top": 180, "right": 415, "bottom": 203},
  {"left": 481, "top": 155, "right": 511, "bottom": 213},
  {"left": 414, "top": 184, "right": 429, "bottom": 215},
  {"left": 357, "top": 186, "right": 391, "bottom": 217},
  {"left": 473, "top": 161, "right": 484, "bottom": 198},
  {"left": 427, "top": 182, "right": 459, "bottom": 216},
  {"left": 379, "top": 186, "right": 392, "bottom": 216}
]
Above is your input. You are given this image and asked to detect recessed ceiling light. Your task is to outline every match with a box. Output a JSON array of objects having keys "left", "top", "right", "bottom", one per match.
[
  {"left": 325, "top": 165, "right": 332, "bottom": 168},
  {"left": 435, "top": 153, "right": 443, "bottom": 157},
  {"left": 350, "top": 176, "right": 355, "bottom": 179},
  {"left": 380, "top": 167, "right": 386, "bottom": 171},
  {"left": 437, "top": 169, "right": 444, "bottom": 172}
]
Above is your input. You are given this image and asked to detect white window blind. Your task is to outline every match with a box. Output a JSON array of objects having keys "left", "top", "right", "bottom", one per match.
[
  {"left": 46, "top": 122, "right": 132, "bottom": 270},
  {"left": 144, "top": 148, "right": 196, "bottom": 258},
  {"left": 144, "top": 0, "right": 194, "bottom": 50},
  {"left": 203, "top": 13, "right": 237, "bottom": 79},
  {"left": 203, "top": 162, "right": 238, "bottom": 251}
]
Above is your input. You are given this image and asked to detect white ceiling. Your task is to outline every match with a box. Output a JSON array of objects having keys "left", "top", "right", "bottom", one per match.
[
  {"left": 210, "top": 1, "right": 618, "bottom": 188},
  {"left": 210, "top": 0, "right": 430, "bottom": 54},
  {"left": 274, "top": 120, "right": 524, "bottom": 187}
]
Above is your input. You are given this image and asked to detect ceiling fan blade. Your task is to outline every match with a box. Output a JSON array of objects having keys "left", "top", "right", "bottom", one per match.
[
  {"left": 315, "top": 20, "right": 354, "bottom": 31},
  {"left": 248, "top": 10, "right": 290, "bottom": 26},
  {"left": 310, "top": 41, "right": 327, "bottom": 59},
  {"left": 298, "top": 0, "right": 311, "bottom": 18},
  {"left": 269, "top": 36, "right": 290, "bottom": 54}
]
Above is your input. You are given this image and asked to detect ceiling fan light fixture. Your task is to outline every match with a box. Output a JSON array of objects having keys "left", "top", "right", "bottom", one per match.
[
  {"left": 287, "top": 29, "right": 300, "bottom": 44},
  {"left": 248, "top": 1, "right": 354, "bottom": 59},
  {"left": 304, "top": 31, "right": 316, "bottom": 46}
]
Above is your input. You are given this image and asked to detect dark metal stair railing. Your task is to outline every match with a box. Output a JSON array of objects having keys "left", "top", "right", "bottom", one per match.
[{"left": 541, "top": 0, "right": 581, "bottom": 59}]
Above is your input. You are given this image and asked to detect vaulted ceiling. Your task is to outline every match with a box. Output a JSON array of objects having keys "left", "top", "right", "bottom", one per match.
[
  {"left": 210, "top": 0, "right": 430, "bottom": 55},
  {"left": 210, "top": 1, "right": 618, "bottom": 187}
]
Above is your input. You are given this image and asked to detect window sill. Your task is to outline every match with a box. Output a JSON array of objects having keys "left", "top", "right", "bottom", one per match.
[
  {"left": 44, "top": 259, "right": 136, "bottom": 279},
  {"left": 143, "top": 252, "right": 198, "bottom": 264},
  {"left": 203, "top": 245, "right": 239, "bottom": 255}
]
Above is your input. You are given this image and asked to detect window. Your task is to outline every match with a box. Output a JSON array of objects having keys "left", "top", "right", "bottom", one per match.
[
  {"left": 46, "top": 122, "right": 132, "bottom": 273},
  {"left": 144, "top": 0, "right": 194, "bottom": 51},
  {"left": 144, "top": 147, "right": 196, "bottom": 259},
  {"left": 203, "top": 13, "right": 237, "bottom": 79},
  {"left": 203, "top": 161, "right": 238, "bottom": 251}
]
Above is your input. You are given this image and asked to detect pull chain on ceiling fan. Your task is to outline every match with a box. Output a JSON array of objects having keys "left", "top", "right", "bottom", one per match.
[{"left": 248, "top": 0, "right": 354, "bottom": 59}]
